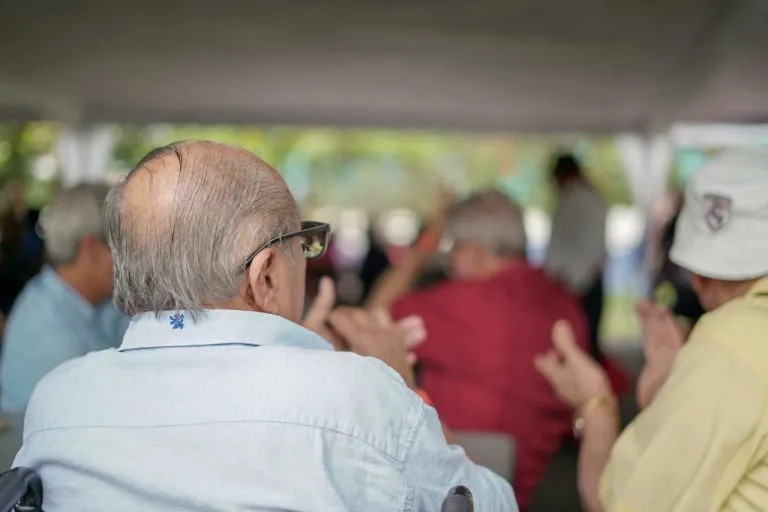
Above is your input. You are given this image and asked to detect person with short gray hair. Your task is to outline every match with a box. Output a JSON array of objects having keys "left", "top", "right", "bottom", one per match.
[
  {"left": 104, "top": 144, "right": 301, "bottom": 317},
  {"left": 43, "top": 184, "right": 110, "bottom": 265},
  {"left": 0, "top": 184, "right": 127, "bottom": 412},
  {"left": 384, "top": 189, "right": 588, "bottom": 509},
  {"left": 442, "top": 189, "right": 528, "bottom": 274},
  {"left": 14, "top": 141, "right": 517, "bottom": 512}
]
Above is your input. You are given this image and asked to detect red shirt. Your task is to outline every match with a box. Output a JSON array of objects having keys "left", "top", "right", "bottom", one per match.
[{"left": 392, "top": 263, "right": 588, "bottom": 510}]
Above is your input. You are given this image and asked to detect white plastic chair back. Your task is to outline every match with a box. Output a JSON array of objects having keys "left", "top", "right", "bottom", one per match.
[{"left": 454, "top": 431, "right": 515, "bottom": 481}]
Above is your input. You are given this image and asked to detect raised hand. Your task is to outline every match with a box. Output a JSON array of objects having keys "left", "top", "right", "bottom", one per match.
[
  {"left": 635, "top": 300, "right": 685, "bottom": 409},
  {"left": 535, "top": 320, "right": 612, "bottom": 410},
  {"left": 395, "top": 314, "right": 426, "bottom": 365},
  {"left": 302, "top": 276, "right": 342, "bottom": 348},
  {"left": 328, "top": 307, "right": 416, "bottom": 388}
]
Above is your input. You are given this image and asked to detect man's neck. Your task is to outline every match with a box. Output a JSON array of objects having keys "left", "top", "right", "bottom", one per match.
[
  {"left": 724, "top": 278, "right": 765, "bottom": 304},
  {"left": 55, "top": 264, "right": 103, "bottom": 306},
  {"left": 476, "top": 257, "right": 526, "bottom": 279}
]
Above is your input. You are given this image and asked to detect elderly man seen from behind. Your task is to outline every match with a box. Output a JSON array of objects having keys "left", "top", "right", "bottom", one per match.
[
  {"left": 537, "top": 148, "right": 768, "bottom": 512},
  {"left": 0, "top": 184, "right": 126, "bottom": 412},
  {"left": 379, "top": 190, "right": 588, "bottom": 509},
  {"left": 14, "top": 141, "right": 516, "bottom": 511}
]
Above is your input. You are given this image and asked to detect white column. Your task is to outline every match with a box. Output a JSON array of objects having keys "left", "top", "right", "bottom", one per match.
[
  {"left": 671, "top": 123, "right": 768, "bottom": 148},
  {"left": 56, "top": 124, "right": 116, "bottom": 185},
  {"left": 616, "top": 132, "right": 675, "bottom": 294},
  {"left": 616, "top": 132, "right": 674, "bottom": 214}
]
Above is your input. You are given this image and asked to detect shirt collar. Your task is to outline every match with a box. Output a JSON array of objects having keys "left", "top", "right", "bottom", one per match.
[
  {"left": 119, "top": 309, "right": 333, "bottom": 352},
  {"left": 747, "top": 277, "right": 768, "bottom": 298},
  {"left": 40, "top": 266, "right": 96, "bottom": 321}
]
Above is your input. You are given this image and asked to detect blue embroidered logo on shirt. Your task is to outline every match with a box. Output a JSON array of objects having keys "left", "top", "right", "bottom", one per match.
[{"left": 169, "top": 312, "right": 185, "bottom": 330}]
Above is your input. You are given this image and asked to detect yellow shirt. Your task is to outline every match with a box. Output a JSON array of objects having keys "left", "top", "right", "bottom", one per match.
[{"left": 600, "top": 277, "right": 768, "bottom": 512}]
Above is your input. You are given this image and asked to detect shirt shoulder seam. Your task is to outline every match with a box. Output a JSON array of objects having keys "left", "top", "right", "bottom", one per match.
[
  {"left": 395, "top": 404, "right": 425, "bottom": 512},
  {"left": 23, "top": 419, "right": 404, "bottom": 464}
]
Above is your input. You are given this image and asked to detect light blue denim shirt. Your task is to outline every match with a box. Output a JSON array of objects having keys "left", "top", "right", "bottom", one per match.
[
  {"left": 15, "top": 309, "right": 517, "bottom": 511},
  {"left": 0, "top": 267, "right": 127, "bottom": 412}
]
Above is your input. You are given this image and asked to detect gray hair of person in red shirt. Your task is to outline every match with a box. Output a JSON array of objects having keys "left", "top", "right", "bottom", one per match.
[{"left": 441, "top": 190, "right": 528, "bottom": 279}]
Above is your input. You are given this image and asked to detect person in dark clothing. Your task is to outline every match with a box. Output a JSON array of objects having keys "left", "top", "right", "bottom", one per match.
[
  {"left": 0, "top": 207, "right": 44, "bottom": 315},
  {"left": 21, "top": 209, "right": 44, "bottom": 267},
  {"left": 359, "top": 231, "right": 390, "bottom": 302}
]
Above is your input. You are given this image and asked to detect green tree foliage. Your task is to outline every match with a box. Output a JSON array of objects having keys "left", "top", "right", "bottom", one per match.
[
  {"left": 108, "top": 125, "right": 633, "bottom": 214},
  {"left": 1, "top": 122, "right": 633, "bottom": 212},
  {"left": 0, "top": 122, "right": 60, "bottom": 207}
]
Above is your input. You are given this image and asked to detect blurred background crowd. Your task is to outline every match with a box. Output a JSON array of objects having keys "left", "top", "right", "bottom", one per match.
[{"left": 0, "top": 122, "right": 721, "bottom": 339}]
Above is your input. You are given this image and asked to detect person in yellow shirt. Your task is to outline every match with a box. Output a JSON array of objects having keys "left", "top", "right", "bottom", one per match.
[{"left": 535, "top": 147, "right": 768, "bottom": 512}]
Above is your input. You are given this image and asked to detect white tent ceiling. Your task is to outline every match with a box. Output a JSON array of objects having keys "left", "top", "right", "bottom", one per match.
[{"left": 1, "top": 0, "right": 767, "bottom": 132}]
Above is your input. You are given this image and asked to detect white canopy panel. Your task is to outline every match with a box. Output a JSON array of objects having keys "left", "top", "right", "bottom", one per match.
[{"left": 1, "top": 0, "right": 767, "bottom": 131}]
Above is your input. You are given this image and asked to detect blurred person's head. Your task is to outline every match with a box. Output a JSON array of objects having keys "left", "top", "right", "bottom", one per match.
[
  {"left": 0, "top": 181, "right": 27, "bottom": 247},
  {"left": 670, "top": 148, "right": 768, "bottom": 311},
  {"left": 442, "top": 190, "right": 527, "bottom": 279},
  {"left": 40, "top": 184, "right": 113, "bottom": 304},
  {"left": 105, "top": 141, "right": 328, "bottom": 323},
  {"left": 550, "top": 152, "right": 584, "bottom": 189},
  {"left": 4, "top": 180, "right": 27, "bottom": 219}
]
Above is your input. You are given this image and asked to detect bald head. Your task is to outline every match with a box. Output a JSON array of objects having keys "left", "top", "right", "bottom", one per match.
[{"left": 105, "top": 141, "right": 300, "bottom": 316}]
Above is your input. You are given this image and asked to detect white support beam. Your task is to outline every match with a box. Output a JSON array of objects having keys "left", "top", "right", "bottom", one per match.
[
  {"left": 616, "top": 132, "right": 674, "bottom": 215},
  {"left": 671, "top": 123, "right": 768, "bottom": 148},
  {"left": 55, "top": 124, "right": 115, "bottom": 186},
  {"left": 616, "top": 131, "right": 675, "bottom": 291}
]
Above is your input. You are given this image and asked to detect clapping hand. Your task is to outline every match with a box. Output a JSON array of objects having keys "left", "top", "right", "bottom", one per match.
[
  {"left": 327, "top": 307, "right": 421, "bottom": 388},
  {"left": 302, "top": 277, "right": 426, "bottom": 386},
  {"left": 302, "top": 276, "right": 342, "bottom": 348},
  {"left": 635, "top": 300, "right": 685, "bottom": 409},
  {"left": 394, "top": 314, "right": 427, "bottom": 366},
  {"left": 535, "top": 320, "right": 612, "bottom": 410}
]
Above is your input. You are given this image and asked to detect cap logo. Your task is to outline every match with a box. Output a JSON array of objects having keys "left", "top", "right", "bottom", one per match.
[{"left": 703, "top": 194, "right": 732, "bottom": 233}]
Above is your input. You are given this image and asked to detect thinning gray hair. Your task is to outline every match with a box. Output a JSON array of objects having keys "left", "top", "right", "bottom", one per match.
[
  {"left": 40, "top": 183, "right": 110, "bottom": 266},
  {"left": 104, "top": 141, "right": 300, "bottom": 316},
  {"left": 444, "top": 190, "right": 527, "bottom": 257}
]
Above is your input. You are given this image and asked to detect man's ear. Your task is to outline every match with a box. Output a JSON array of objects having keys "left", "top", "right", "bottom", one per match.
[
  {"left": 690, "top": 274, "right": 707, "bottom": 294},
  {"left": 246, "top": 248, "right": 280, "bottom": 314},
  {"left": 77, "top": 234, "right": 100, "bottom": 262}
]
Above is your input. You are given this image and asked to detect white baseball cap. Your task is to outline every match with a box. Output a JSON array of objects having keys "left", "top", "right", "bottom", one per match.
[{"left": 670, "top": 147, "right": 768, "bottom": 280}]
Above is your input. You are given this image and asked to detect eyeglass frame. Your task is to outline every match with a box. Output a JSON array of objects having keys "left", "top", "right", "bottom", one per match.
[{"left": 237, "top": 220, "right": 330, "bottom": 273}]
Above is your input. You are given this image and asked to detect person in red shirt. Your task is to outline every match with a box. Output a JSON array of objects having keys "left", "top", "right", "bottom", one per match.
[{"left": 373, "top": 190, "right": 588, "bottom": 510}]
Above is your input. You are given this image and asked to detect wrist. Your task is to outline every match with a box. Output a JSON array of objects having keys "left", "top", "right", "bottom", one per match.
[
  {"left": 582, "top": 375, "right": 613, "bottom": 407},
  {"left": 573, "top": 393, "right": 619, "bottom": 439},
  {"left": 416, "top": 231, "right": 440, "bottom": 253}
]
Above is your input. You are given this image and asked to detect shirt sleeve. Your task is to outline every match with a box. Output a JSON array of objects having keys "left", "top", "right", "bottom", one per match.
[
  {"left": 0, "top": 321, "right": 83, "bottom": 412},
  {"left": 599, "top": 335, "right": 768, "bottom": 512},
  {"left": 404, "top": 404, "right": 518, "bottom": 511},
  {"left": 545, "top": 186, "right": 607, "bottom": 293}
]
